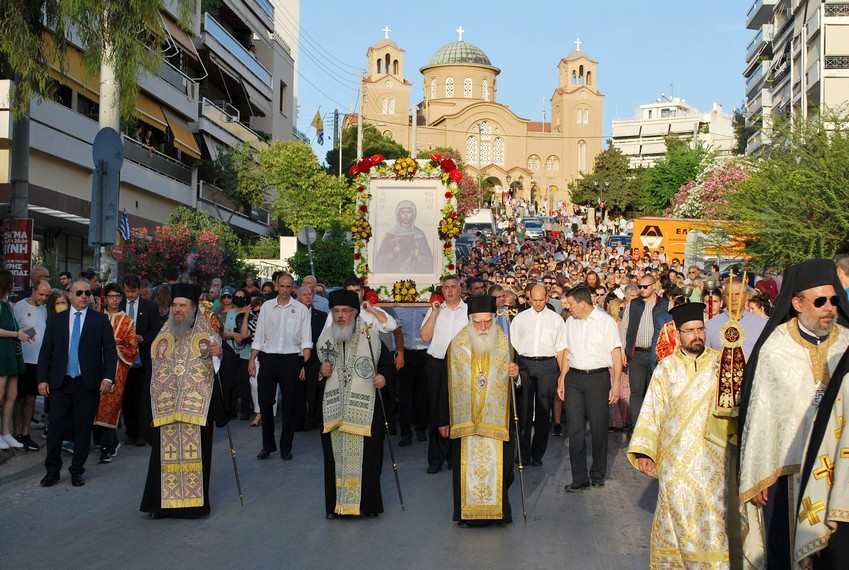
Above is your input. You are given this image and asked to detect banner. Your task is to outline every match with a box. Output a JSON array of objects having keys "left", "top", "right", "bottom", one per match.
[{"left": 2, "top": 218, "right": 34, "bottom": 301}]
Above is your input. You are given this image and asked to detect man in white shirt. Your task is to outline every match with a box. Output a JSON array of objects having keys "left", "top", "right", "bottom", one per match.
[
  {"left": 559, "top": 285, "right": 623, "bottom": 491},
  {"left": 420, "top": 275, "right": 468, "bottom": 473},
  {"left": 249, "top": 272, "right": 312, "bottom": 461},
  {"left": 509, "top": 284, "right": 567, "bottom": 466}
]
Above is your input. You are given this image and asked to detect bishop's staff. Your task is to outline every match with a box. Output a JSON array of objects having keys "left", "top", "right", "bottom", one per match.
[
  {"left": 498, "top": 307, "right": 528, "bottom": 524},
  {"left": 215, "top": 370, "right": 244, "bottom": 507},
  {"left": 362, "top": 322, "right": 405, "bottom": 511}
]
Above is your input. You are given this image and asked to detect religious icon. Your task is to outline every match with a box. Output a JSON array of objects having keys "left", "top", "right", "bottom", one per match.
[{"left": 374, "top": 200, "right": 433, "bottom": 274}]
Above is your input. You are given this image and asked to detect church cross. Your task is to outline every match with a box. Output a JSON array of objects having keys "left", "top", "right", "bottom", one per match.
[
  {"left": 383, "top": 26, "right": 391, "bottom": 39},
  {"left": 798, "top": 497, "right": 826, "bottom": 526},
  {"left": 813, "top": 455, "right": 834, "bottom": 486},
  {"left": 319, "top": 339, "right": 337, "bottom": 363},
  {"left": 164, "top": 444, "right": 177, "bottom": 461},
  {"left": 836, "top": 415, "right": 845, "bottom": 439},
  {"left": 456, "top": 26, "right": 465, "bottom": 42},
  {"left": 574, "top": 38, "right": 582, "bottom": 51}
]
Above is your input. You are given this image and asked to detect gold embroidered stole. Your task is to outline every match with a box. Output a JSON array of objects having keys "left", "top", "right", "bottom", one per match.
[
  {"left": 447, "top": 327, "right": 511, "bottom": 519},
  {"left": 788, "top": 317, "right": 840, "bottom": 386},
  {"left": 316, "top": 320, "right": 380, "bottom": 515},
  {"left": 150, "top": 311, "right": 215, "bottom": 508}
]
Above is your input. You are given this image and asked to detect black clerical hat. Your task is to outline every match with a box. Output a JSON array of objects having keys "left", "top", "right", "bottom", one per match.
[
  {"left": 669, "top": 302, "right": 705, "bottom": 328},
  {"left": 329, "top": 289, "right": 359, "bottom": 309},
  {"left": 467, "top": 295, "right": 497, "bottom": 315},
  {"left": 171, "top": 283, "right": 201, "bottom": 303},
  {"left": 789, "top": 258, "right": 837, "bottom": 294}
]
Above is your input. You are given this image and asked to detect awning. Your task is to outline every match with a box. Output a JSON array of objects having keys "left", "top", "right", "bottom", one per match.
[
  {"left": 641, "top": 123, "right": 670, "bottom": 137},
  {"left": 161, "top": 13, "right": 200, "bottom": 61},
  {"left": 162, "top": 106, "right": 201, "bottom": 158},
  {"left": 202, "top": 133, "right": 226, "bottom": 160},
  {"left": 613, "top": 123, "right": 641, "bottom": 137},
  {"left": 135, "top": 94, "right": 168, "bottom": 131},
  {"left": 670, "top": 121, "right": 699, "bottom": 134},
  {"left": 48, "top": 45, "right": 100, "bottom": 102}
]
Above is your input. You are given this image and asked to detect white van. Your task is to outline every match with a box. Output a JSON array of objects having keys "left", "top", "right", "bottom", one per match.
[{"left": 462, "top": 209, "right": 496, "bottom": 236}]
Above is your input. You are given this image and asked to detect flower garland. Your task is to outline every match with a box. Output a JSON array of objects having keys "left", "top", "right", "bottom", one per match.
[{"left": 351, "top": 153, "right": 461, "bottom": 301}]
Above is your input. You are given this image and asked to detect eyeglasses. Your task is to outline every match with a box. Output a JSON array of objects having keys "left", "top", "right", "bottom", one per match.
[
  {"left": 73, "top": 290, "right": 92, "bottom": 297},
  {"left": 221, "top": 294, "right": 232, "bottom": 299},
  {"left": 679, "top": 327, "right": 706, "bottom": 336},
  {"left": 800, "top": 295, "right": 840, "bottom": 308},
  {"left": 638, "top": 284, "right": 653, "bottom": 289},
  {"left": 506, "top": 280, "right": 516, "bottom": 285}
]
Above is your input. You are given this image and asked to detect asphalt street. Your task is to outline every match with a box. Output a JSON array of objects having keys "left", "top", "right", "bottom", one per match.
[{"left": 1, "top": 416, "right": 655, "bottom": 569}]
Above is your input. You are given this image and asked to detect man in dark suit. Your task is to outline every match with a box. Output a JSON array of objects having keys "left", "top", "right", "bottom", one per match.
[
  {"left": 120, "top": 274, "right": 162, "bottom": 446},
  {"left": 37, "top": 277, "right": 118, "bottom": 487},
  {"left": 296, "top": 286, "right": 327, "bottom": 431}
]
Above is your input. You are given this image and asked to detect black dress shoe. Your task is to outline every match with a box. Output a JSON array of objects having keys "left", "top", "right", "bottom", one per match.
[
  {"left": 552, "top": 424, "right": 562, "bottom": 437},
  {"left": 591, "top": 480, "right": 605, "bottom": 488},
  {"left": 565, "top": 482, "right": 590, "bottom": 492},
  {"left": 280, "top": 451, "right": 293, "bottom": 460},
  {"left": 364, "top": 512, "right": 379, "bottom": 518},
  {"left": 71, "top": 474, "right": 85, "bottom": 487},
  {"left": 531, "top": 459, "right": 543, "bottom": 467},
  {"left": 40, "top": 473, "right": 60, "bottom": 487},
  {"left": 456, "top": 522, "right": 471, "bottom": 528},
  {"left": 257, "top": 448, "right": 275, "bottom": 460},
  {"left": 426, "top": 464, "right": 442, "bottom": 474},
  {"left": 325, "top": 513, "right": 338, "bottom": 520},
  {"left": 149, "top": 512, "right": 169, "bottom": 519}
]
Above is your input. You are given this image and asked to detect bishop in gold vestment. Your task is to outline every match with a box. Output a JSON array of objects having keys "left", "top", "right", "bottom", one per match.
[
  {"left": 438, "top": 295, "right": 519, "bottom": 527},
  {"left": 628, "top": 302, "right": 731, "bottom": 568}
]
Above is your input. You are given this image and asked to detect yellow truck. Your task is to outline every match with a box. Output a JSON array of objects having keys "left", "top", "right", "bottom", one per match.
[{"left": 630, "top": 217, "right": 746, "bottom": 266}]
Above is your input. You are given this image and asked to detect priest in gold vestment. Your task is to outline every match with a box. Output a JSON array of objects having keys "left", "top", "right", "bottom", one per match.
[
  {"left": 627, "top": 302, "right": 731, "bottom": 568},
  {"left": 438, "top": 295, "right": 519, "bottom": 527}
]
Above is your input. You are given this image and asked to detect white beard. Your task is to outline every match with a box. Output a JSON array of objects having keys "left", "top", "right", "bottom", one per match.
[
  {"left": 467, "top": 321, "right": 499, "bottom": 354},
  {"left": 330, "top": 319, "right": 357, "bottom": 343},
  {"left": 167, "top": 309, "right": 196, "bottom": 338}
]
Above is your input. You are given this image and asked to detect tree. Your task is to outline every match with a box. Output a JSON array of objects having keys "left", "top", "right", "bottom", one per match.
[
  {"left": 732, "top": 103, "right": 756, "bottom": 156},
  {"left": 568, "top": 144, "right": 644, "bottom": 215},
  {"left": 198, "top": 142, "right": 265, "bottom": 223},
  {"left": 261, "top": 140, "right": 356, "bottom": 232},
  {"left": 287, "top": 221, "right": 353, "bottom": 285},
  {"left": 415, "top": 146, "right": 486, "bottom": 220},
  {"left": 728, "top": 111, "right": 849, "bottom": 267},
  {"left": 640, "top": 137, "right": 714, "bottom": 215},
  {"left": 668, "top": 160, "right": 750, "bottom": 219},
  {"left": 325, "top": 124, "right": 407, "bottom": 176}
]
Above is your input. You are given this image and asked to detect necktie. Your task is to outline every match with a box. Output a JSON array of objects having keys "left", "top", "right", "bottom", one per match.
[
  {"left": 128, "top": 300, "right": 136, "bottom": 325},
  {"left": 68, "top": 311, "right": 81, "bottom": 377}
]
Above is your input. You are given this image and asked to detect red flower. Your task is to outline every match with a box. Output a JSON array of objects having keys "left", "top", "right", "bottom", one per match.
[
  {"left": 440, "top": 158, "right": 456, "bottom": 172},
  {"left": 443, "top": 242, "right": 451, "bottom": 249},
  {"left": 447, "top": 264, "right": 455, "bottom": 271},
  {"left": 357, "top": 158, "right": 372, "bottom": 173},
  {"left": 449, "top": 169, "right": 463, "bottom": 182},
  {"left": 365, "top": 291, "right": 380, "bottom": 304},
  {"left": 359, "top": 204, "right": 368, "bottom": 212},
  {"left": 359, "top": 276, "right": 367, "bottom": 284},
  {"left": 444, "top": 191, "right": 453, "bottom": 199},
  {"left": 349, "top": 164, "right": 359, "bottom": 175},
  {"left": 369, "top": 154, "right": 384, "bottom": 165},
  {"left": 429, "top": 293, "right": 444, "bottom": 304},
  {"left": 354, "top": 253, "right": 361, "bottom": 260},
  {"left": 430, "top": 153, "right": 442, "bottom": 163},
  {"left": 357, "top": 185, "right": 365, "bottom": 193}
]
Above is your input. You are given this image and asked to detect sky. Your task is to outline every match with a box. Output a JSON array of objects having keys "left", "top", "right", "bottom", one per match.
[{"left": 291, "top": 0, "right": 752, "bottom": 165}]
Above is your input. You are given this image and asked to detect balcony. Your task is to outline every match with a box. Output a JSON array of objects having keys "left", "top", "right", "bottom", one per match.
[
  {"left": 198, "top": 98, "right": 268, "bottom": 151},
  {"left": 122, "top": 135, "right": 193, "bottom": 185},
  {"left": 746, "top": 89, "right": 772, "bottom": 121},
  {"left": 745, "top": 61, "right": 770, "bottom": 96},
  {"left": 197, "top": 180, "right": 271, "bottom": 236},
  {"left": 201, "top": 13, "right": 272, "bottom": 102},
  {"left": 746, "top": 24, "right": 775, "bottom": 62},
  {"left": 747, "top": 0, "right": 777, "bottom": 30},
  {"left": 824, "top": 4, "right": 849, "bottom": 18},
  {"left": 746, "top": 130, "right": 765, "bottom": 155}
]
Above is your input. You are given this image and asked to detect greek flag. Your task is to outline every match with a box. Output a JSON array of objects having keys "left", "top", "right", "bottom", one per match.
[
  {"left": 311, "top": 109, "right": 324, "bottom": 145},
  {"left": 119, "top": 208, "right": 131, "bottom": 240}
]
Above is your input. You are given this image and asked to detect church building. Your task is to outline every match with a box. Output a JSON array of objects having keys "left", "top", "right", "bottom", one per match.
[{"left": 349, "top": 28, "right": 604, "bottom": 211}]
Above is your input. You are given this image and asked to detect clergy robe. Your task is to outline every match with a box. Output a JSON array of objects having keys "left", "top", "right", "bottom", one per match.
[
  {"left": 627, "top": 347, "right": 730, "bottom": 568},
  {"left": 439, "top": 325, "right": 514, "bottom": 524}
]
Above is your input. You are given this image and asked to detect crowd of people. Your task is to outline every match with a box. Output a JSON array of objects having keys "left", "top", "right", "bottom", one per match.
[{"left": 4, "top": 216, "right": 849, "bottom": 568}]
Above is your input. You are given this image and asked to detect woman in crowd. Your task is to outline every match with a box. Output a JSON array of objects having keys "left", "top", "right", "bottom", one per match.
[
  {"left": 154, "top": 286, "right": 171, "bottom": 324},
  {"left": 0, "top": 270, "right": 27, "bottom": 449},
  {"left": 223, "top": 289, "right": 253, "bottom": 421},
  {"left": 606, "top": 297, "right": 631, "bottom": 431},
  {"left": 46, "top": 289, "right": 70, "bottom": 315}
]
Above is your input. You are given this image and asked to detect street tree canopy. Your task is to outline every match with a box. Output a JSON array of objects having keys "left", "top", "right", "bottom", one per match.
[
  {"left": 199, "top": 142, "right": 265, "bottom": 223},
  {"left": 569, "top": 144, "right": 643, "bottom": 215},
  {"left": 261, "top": 140, "right": 356, "bottom": 233},
  {"left": 325, "top": 124, "right": 407, "bottom": 176},
  {"left": 640, "top": 137, "right": 713, "bottom": 215}
]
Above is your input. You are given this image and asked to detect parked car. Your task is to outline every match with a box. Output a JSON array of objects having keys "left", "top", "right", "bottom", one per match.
[{"left": 522, "top": 218, "right": 544, "bottom": 240}]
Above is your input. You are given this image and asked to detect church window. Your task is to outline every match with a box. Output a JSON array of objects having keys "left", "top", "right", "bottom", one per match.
[
  {"left": 383, "top": 130, "right": 393, "bottom": 138},
  {"left": 431, "top": 78, "right": 437, "bottom": 99},
  {"left": 464, "top": 77, "right": 472, "bottom": 98},
  {"left": 545, "top": 156, "right": 559, "bottom": 174},
  {"left": 377, "top": 59, "right": 382, "bottom": 74},
  {"left": 554, "top": 106, "right": 561, "bottom": 130},
  {"left": 385, "top": 54, "right": 390, "bottom": 73},
  {"left": 482, "top": 79, "right": 489, "bottom": 101},
  {"left": 470, "top": 124, "right": 479, "bottom": 134},
  {"left": 393, "top": 59, "right": 399, "bottom": 75},
  {"left": 381, "top": 98, "right": 388, "bottom": 114},
  {"left": 446, "top": 77, "right": 454, "bottom": 97},
  {"left": 578, "top": 65, "right": 584, "bottom": 85},
  {"left": 571, "top": 70, "right": 577, "bottom": 84},
  {"left": 586, "top": 71, "right": 592, "bottom": 86},
  {"left": 583, "top": 109, "right": 589, "bottom": 123},
  {"left": 480, "top": 142, "right": 491, "bottom": 164},
  {"left": 527, "top": 154, "right": 541, "bottom": 172},
  {"left": 494, "top": 137, "right": 505, "bottom": 166},
  {"left": 467, "top": 136, "right": 478, "bottom": 165},
  {"left": 480, "top": 121, "right": 491, "bottom": 141},
  {"left": 577, "top": 141, "right": 587, "bottom": 171},
  {"left": 389, "top": 98, "right": 395, "bottom": 114},
  {"left": 576, "top": 109, "right": 583, "bottom": 124}
]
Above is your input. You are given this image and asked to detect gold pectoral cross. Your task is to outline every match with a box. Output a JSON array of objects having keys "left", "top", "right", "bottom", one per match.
[{"left": 798, "top": 496, "right": 826, "bottom": 525}]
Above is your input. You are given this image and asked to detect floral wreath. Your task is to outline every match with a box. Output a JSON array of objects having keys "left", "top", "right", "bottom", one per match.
[{"left": 350, "top": 153, "right": 462, "bottom": 302}]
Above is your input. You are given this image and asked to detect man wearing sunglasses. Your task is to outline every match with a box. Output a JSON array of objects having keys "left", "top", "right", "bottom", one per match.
[
  {"left": 37, "top": 278, "right": 118, "bottom": 487},
  {"left": 739, "top": 259, "right": 849, "bottom": 568}
]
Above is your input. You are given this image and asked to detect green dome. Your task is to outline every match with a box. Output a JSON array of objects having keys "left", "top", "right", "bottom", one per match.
[{"left": 427, "top": 41, "right": 492, "bottom": 67}]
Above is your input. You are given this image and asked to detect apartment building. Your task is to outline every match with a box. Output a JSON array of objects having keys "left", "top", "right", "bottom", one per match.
[{"left": 0, "top": 0, "right": 296, "bottom": 274}]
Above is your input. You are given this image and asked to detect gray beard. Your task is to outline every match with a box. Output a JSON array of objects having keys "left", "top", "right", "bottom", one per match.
[
  {"left": 167, "top": 310, "right": 196, "bottom": 337},
  {"left": 467, "top": 322, "right": 499, "bottom": 354},
  {"left": 330, "top": 319, "right": 357, "bottom": 343}
]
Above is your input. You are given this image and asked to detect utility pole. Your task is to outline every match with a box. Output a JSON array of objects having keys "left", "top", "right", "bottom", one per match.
[
  {"left": 335, "top": 109, "right": 342, "bottom": 177},
  {"left": 356, "top": 71, "right": 364, "bottom": 161}
]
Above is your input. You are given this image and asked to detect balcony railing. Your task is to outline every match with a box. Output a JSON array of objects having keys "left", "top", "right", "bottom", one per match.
[
  {"left": 122, "top": 135, "right": 192, "bottom": 185},
  {"left": 200, "top": 98, "right": 268, "bottom": 150},
  {"left": 202, "top": 13, "right": 271, "bottom": 87},
  {"left": 197, "top": 181, "right": 271, "bottom": 226},
  {"left": 255, "top": 0, "right": 274, "bottom": 19},
  {"left": 825, "top": 4, "right": 849, "bottom": 17},
  {"left": 156, "top": 60, "right": 197, "bottom": 97}
]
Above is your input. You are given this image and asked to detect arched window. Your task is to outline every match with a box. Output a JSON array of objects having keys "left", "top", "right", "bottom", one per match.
[
  {"left": 545, "top": 156, "right": 559, "bottom": 174},
  {"left": 385, "top": 54, "right": 390, "bottom": 73},
  {"left": 383, "top": 130, "right": 393, "bottom": 138},
  {"left": 466, "top": 136, "right": 478, "bottom": 165},
  {"left": 381, "top": 98, "right": 388, "bottom": 114},
  {"left": 571, "top": 70, "right": 577, "bottom": 84},
  {"left": 431, "top": 78, "right": 437, "bottom": 99},
  {"left": 482, "top": 79, "right": 489, "bottom": 101},
  {"left": 463, "top": 77, "right": 472, "bottom": 98},
  {"left": 480, "top": 121, "right": 491, "bottom": 141},
  {"left": 389, "top": 99, "right": 395, "bottom": 114},
  {"left": 393, "top": 59, "right": 399, "bottom": 75},
  {"left": 445, "top": 77, "right": 454, "bottom": 97},
  {"left": 586, "top": 70, "right": 592, "bottom": 86},
  {"left": 493, "top": 137, "right": 505, "bottom": 166},
  {"left": 527, "top": 155, "right": 541, "bottom": 172},
  {"left": 554, "top": 105, "right": 561, "bottom": 130},
  {"left": 577, "top": 141, "right": 587, "bottom": 171},
  {"left": 576, "top": 109, "right": 583, "bottom": 124},
  {"left": 578, "top": 65, "right": 584, "bottom": 85},
  {"left": 583, "top": 109, "right": 589, "bottom": 124},
  {"left": 480, "top": 142, "right": 491, "bottom": 164},
  {"left": 377, "top": 59, "right": 382, "bottom": 74}
]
